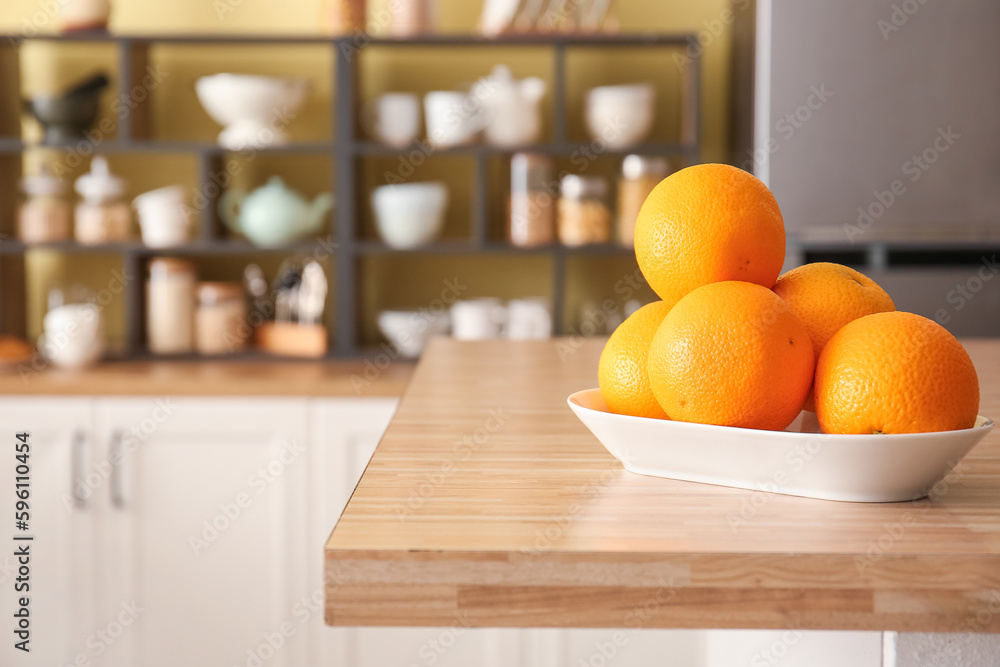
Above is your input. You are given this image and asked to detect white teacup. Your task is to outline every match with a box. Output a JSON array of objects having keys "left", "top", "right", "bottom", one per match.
[
  {"left": 377, "top": 309, "right": 450, "bottom": 358},
  {"left": 451, "top": 298, "right": 507, "bottom": 341},
  {"left": 134, "top": 185, "right": 192, "bottom": 248},
  {"left": 362, "top": 92, "right": 421, "bottom": 148},
  {"left": 506, "top": 298, "right": 552, "bottom": 340},
  {"left": 424, "top": 91, "right": 485, "bottom": 148}
]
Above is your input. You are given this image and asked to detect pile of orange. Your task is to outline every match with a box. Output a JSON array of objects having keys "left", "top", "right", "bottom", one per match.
[{"left": 598, "top": 163, "right": 980, "bottom": 434}]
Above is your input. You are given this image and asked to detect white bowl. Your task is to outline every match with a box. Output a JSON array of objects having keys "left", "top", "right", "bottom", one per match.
[
  {"left": 39, "top": 304, "right": 104, "bottom": 370},
  {"left": 377, "top": 310, "right": 450, "bottom": 358},
  {"left": 584, "top": 83, "right": 655, "bottom": 149},
  {"left": 371, "top": 181, "right": 448, "bottom": 249},
  {"left": 195, "top": 74, "right": 308, "bottom": 149},
  {"left": 568, "top": 388, "right": 994, "bottom": 503}
]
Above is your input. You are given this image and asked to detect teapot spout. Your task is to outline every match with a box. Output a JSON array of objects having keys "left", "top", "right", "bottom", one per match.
[
  {"left": 520, "top": 77, "right": 547, "bottom": 102},
  {"left": 307, "top": 192, "right": 334, "bottom": 232}
]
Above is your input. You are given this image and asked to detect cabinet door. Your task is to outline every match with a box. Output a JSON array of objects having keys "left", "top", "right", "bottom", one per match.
[
  {"left": 309, "top": 398, "right": 523, "bottom": 667},
  {"left": 0, "top": 397, "right": 94, "bottom": 667},
  {"left": 307, "top": 398, "right": 397, "bottom": 667},
  {"left": 93, "top": 397, "right": 310, "bottom": 667}
]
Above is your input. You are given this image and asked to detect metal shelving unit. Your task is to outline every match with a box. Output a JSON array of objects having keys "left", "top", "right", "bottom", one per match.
[{"left": 0, "top": 31, "right": 702, "bottom": 359}]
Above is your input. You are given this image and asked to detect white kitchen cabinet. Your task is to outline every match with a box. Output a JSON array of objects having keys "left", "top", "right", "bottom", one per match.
[
  {"left": 703, "top": 629, "right": 882, "bottom": 667},
  {"left": 0, "top": 398, "right": 95, "bottom": 667},
  {"left": 558, "top": 629, "right": 705, "bottom": 667},
  {"left": 0, "top": 394, "right": 886, "bottom": 667},
  {"left": 92, "top": 397, "right": 311, "bottom": 667},
  {"left": 308, "top": 397, "right": 393, "bottom": 667}
]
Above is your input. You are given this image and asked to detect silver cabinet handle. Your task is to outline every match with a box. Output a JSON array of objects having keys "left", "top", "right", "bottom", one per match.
[
  {"left": 71, "top": 430, "right": 87, "bottom": 509},
  {"left": 109, "top": 430, "right": 125, "bottom": 509}
]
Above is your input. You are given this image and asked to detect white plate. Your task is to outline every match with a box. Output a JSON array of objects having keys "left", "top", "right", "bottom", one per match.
[{"left": 568, "top": 388, "right": 994, "bottom": 503}]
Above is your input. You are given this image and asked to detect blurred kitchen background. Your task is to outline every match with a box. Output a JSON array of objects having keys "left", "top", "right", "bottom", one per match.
[
  {"left": 0, "top": 0, "right": 997, "bottom": 666},
  {"left": 1, "top": 0, "right": 997, "bottom": 365}
]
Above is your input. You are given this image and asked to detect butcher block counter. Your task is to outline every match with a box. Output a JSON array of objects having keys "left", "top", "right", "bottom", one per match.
[{"left": 325, "top": 338, "right": 1000, "bottom": 632}]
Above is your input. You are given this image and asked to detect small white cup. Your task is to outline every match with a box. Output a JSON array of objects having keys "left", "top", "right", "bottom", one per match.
[
  {"left": 451, "top": 298, "right": 507, "bottom": 340},
  {"left": 424, "top": 91, "right": 484, "bottom": 148},
  {"left": 362, "top": 92, "right": 421, "bottom": 148},
  {"left": 134, "top": 185, "right": 191, "bottom": 248},
  {"left": 506, "top": 298, "right": 552, "bottom": 340}
]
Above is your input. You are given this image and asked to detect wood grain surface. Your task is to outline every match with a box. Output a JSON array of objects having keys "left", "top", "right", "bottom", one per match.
[
  {"left": 0, "top": 358, "right": 413, "bottom": 396},
  {"left": 325, "top": 338, "right": 1000, "bottom": 631}
]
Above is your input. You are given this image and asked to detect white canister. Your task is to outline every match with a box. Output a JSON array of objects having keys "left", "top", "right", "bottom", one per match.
[
  {"left": 147, "top": 258, "right": 196, "bottom": 355},
  {"left": 451, "top": 298, "right": 507, "bottom": 340}
]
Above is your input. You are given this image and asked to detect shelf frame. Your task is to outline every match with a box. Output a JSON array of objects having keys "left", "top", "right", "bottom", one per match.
[{"left": 0, "top": 31, "right": 703, "bottom": 359}]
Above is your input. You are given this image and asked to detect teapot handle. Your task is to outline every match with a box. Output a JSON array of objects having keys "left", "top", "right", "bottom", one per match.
[{"left": 218, "top": 189, "right": 246, "bottom": 233}]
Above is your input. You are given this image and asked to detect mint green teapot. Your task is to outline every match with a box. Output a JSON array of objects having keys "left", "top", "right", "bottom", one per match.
[{"left": 219, "top": 177, "right": 333, "bottom": 247}]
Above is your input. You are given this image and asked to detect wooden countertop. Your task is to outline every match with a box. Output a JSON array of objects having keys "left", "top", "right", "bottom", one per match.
[
  {"left": 0, "top": 358, "right": 413, "bottom": 397},
  {"left": 325, "top": 338, "right": 1000, "bottom": 632}
]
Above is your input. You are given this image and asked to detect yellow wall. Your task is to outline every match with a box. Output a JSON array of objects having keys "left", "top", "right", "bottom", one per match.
[{"left": 2, "top": 0, "right": 738, "bottom": 347}]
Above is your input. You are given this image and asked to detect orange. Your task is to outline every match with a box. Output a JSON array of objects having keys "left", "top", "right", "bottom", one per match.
[
  {"left": 772, "top": 262, "right": 895, "bottom": 410},
  {"left": 598, "top": 301, "right": 675, "bottom": 419},
  {"left": 815, "top": 312, "right": 980, "bottom": 434},
  {"left": 647, "top": 281, "right": 814, "bottom": 431},
  {"left": 634, "top": 163, "right": 785, "bottom": 304},
  {"left": 773, "top": 262, "right": 895, "bottom": 361}
]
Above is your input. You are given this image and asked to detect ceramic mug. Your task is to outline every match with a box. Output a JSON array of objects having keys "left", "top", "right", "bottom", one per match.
[
  {"left": 506, "top": 298, "right": 552, "bottom": 340},
  {"left": 134, "top": 185, "right": 191, "bottom": 248},
  {"left": 361, "top": 92, "right": 421, "bottom": 148},
  {"left": 423, "top": 91, "right": 485, "bottom": 148},
  {"left": 451, "top": 298, "right": 506, "bottom": 340}
]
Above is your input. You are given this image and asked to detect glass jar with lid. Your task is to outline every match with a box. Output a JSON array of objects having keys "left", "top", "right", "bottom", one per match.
[
  {"left": 617, "top": 155, "right": 670, "bottom": 246},
  {"left": 18, "top": 166, "right": 72, "bottom": 244},
  {"left": 75, "top": 156, "right": 132, "bottom": 245},
  {"left": 146, "top": 258, "right": 196, "bottom": 355},
  {"left": 508, "top": 153, "right": 555, "bottom": 247},
  {"left": 557, "top": 174, "right": 611, "bottom": 246},
  {"left": 195, "top": 282, "right": 248, "bottom": 356}
]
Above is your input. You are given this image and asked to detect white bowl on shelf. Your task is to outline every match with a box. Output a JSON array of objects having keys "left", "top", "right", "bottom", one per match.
[
  {"left": 584, "top": 83, "right": 656, "bottom": 149},
  {"left": 371, "top": 181, "right": 449, "bottom": 249},
  {"left": 377, "top": 309, "right": 451, "bottom": 358},
  {"left": 567, "top": 388, "right": 994, "bottom": 503},
  {"left": 195, "top": 74, "right": 308, "bottom": 149},
  {"left": 38, "top": 303, "right": 104, "bottom": 370}
]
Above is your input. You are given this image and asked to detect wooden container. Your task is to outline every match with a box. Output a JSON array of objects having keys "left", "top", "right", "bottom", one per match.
[{"left": 255, "top": 322, "right": 328, "bottom": 358}]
